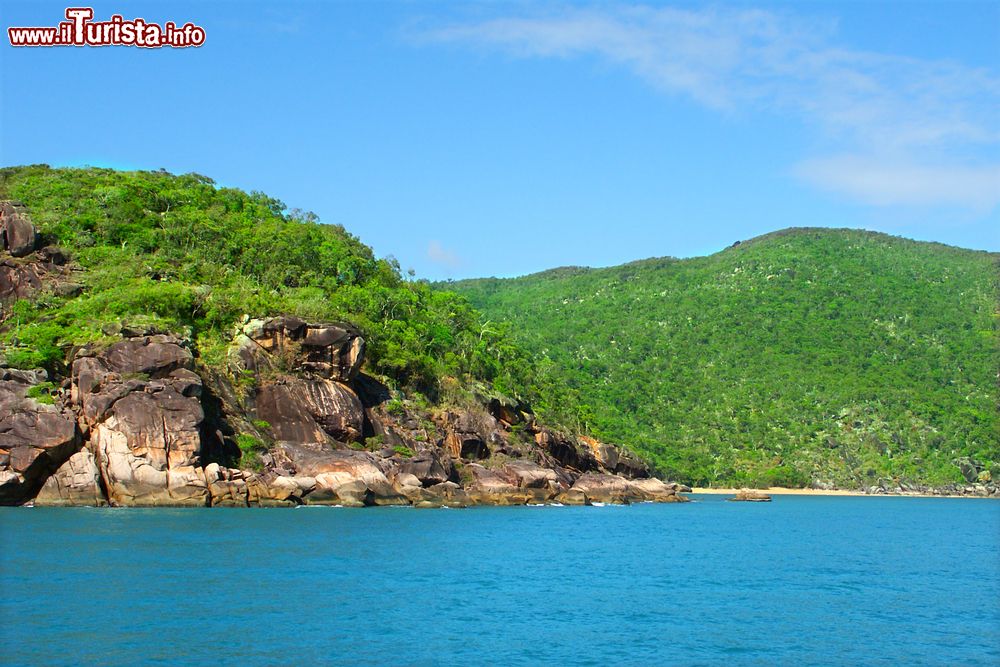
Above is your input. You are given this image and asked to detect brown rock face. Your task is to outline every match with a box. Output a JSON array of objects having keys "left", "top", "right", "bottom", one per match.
[
  {"left": 100, "top": 337, "right": 193, "bottom": 378},
  {"left": 34, "top": 448, "right": 106, "bottom": 506},
  {"left": 0, "top": 259, "right": 45, "bottom": 301},
  {"left": 578, "top": 435, "right": 650, "bottom": 478},
  {"left": 0, "top": 369, "right": 81, "bottom": 505},
  {"left": 465, "top": 464, "right": 535, "bottom": 505},
  {"left": 0, "top": 249, "right": 77, "bottom": 305},
  {"left": 232, "top": 316, "right": 365, "bottom": 382},
  {"left": 256, "top": 379, "right": 364, "bottom": 444},
  {"left": 534, "top": 429, "right": 599, "bottom": 472},
  {"left": 73, "top": 336, "right": 209, "bottom": 506},
  {"left": 202, "top": 462, "right": 316, "bottom": 507},
  {"left": 0, "top": 198, "right": 77, "bottom": 307},
  {"left": 407, "top": 481, "right": 471, "bottom": 508},
  {"left": 555, "top": 487, "right": 590, "bottom": 505},
  {"left": 570, "top": 473, "right": 632, "bottom": 504},
  {"left": 277, "top": 445, "right": 406, "bottom": 506},
  {"left": 444, "top": 432, "right": 491, "bottom": 460},
  {"left": 487, "top": 397, "right": 536, "bottom": 430},
  {"left": 438, "top": 410, "right": 497, "bottom": 460},
  {"left": 626, "top": 478, "right": 683, "bottom": 503},
  {"left": 505, "top": 461, "right": 569, "bottom": 492},
  {"left": 398, "top": 451, "right": 452, "bottom": 487},
  {"left": 0, "top": 201, "right": 38, "bottom": 258},
  {"left": 564, "top": 473, "right": 689, "bottom": 504}
]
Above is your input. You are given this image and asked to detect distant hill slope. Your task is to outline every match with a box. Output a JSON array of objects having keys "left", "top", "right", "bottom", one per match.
[{"left": 446, "top": 228, "right": 1000, "bottom": 487}]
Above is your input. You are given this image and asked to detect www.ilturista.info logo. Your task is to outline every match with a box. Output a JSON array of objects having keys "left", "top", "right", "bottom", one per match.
[{"left": 8, "top": 7, "right": 205, "bottom": 48}]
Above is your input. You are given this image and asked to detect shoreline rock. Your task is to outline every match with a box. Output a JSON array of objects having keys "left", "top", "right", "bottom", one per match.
[
  {"left": 1, "top": 314, "right": 689, "bottom": 508},
  {"left": 0, "top": 368, "right": 81, "bottom": 505}
]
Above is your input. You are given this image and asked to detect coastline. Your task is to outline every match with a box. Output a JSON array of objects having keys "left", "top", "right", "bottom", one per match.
[
  {"left": 693, "top": 487, "right": 864, "bottom": 496},
  {"left": 691, "top": 487, "right": 998, "bottom": 499}
]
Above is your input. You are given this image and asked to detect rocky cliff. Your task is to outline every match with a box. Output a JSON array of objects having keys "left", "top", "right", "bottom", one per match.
[{"left": 0, "top": 204, "right": 689, "bottom": 507}]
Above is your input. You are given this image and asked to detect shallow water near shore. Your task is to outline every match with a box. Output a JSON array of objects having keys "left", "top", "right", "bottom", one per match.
[{"left": 2, "top": 495, "right": 998, "bottom": 666}]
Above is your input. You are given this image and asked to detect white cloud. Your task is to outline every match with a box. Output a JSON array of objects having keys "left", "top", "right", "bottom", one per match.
[
  {"left": 795, "top": 156, "right": 1000, "bottom": 210},
  {"left": 420, "top": 5, "right": 1000, "bottom": 212},
  {"left": 427, "top": 240, "right": 462, "bottom": 268}
]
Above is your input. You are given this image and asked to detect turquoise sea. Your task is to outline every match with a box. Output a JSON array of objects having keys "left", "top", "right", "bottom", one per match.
[{"left": 1, "top": 495, "right": 998, "bottom": 666}]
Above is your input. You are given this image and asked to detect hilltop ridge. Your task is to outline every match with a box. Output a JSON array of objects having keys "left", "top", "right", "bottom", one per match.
[
  {"left": 446, "top": 226, "right": 1000, "bottom": 489},
  {"left": 448, "top": 227, "right": 996, "bottom": 286}
]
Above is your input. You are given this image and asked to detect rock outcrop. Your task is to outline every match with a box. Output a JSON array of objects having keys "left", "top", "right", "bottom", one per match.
[
  {"left": 231, "top": 316, "right": 365, "bottom": 382},
  {"left": 627, "top": 477, "right": 687, "bottom": 502},
  {"left": 0, "top": 368, "right": 80, "bottom": 504},
  {"left": 729, "top": 489, "right": 772, "bottom": 502},
  {"left": 0, "top": 201, "right": 37, "bottom": 258},
  {"left": 534, "top": 428, "right": 601, "bottom": 472},
  {"left": 277, "top": 445, "right": 407, "bottom": 506},
  {"left": 569, "top": 473, "right": 632, "bottom": 504},
  {"left": 1, "top": 310, "right": 689, "bottom": 507},
  {"left": 256, "top": 379, "right": 364, "bottom": 445},
  {"left": 398, "top": 450, "right": 452, "bottom": 487},
  {"left": 0, "top": 201, "right": 83, "bottom": 306},
  {"left": 0, "top": 204, "right": 80, "bottom": 304},
  {"left": 34, "top": 448, "right": 106, "bottom": 506},
  {"left": 73, "top": 336, "right": 210, "bottom": 506},
  {"left": 465, "top": 464, "right": 535, "bottom": 505},
  {"left": 202, "top": 463, "right": 316, "bottom": 507},
  {"left": 579, "top": 435, "right": 650, "bottom": 478}
]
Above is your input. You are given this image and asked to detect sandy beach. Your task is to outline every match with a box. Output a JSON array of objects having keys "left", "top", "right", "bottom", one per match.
[{"left": 692, "top": 487, "right": 866, "bottom": 496}]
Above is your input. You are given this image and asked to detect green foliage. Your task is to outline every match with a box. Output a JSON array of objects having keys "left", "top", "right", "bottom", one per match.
[
  {"left": 235, "top": 434, "right": 267, "bottom": 471},
  {"left": 251, "top": 419, "right": 271, "bottom": 431},
  {"left": 25, "top": 381, "right": 56, "bottom": 405},
  {"left": 0, "top": 165, "right": 552, "bottom": 409},
  {"left": 448, "top": 228, "right": 1000, "bottom": 487},
  {"left": 393, "top": 445, "right": 415, "bottom": 458},
  {"left": 455, "top": 463, "right": 474, "bottom": 487}
]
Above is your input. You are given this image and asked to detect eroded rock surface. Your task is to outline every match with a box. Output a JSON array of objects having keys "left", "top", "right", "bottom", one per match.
[
  {"left": 2, "top": 312, "right": 688, "bottom": 507},
  {"left": 0, "top": 369, "right": 80, "bottom": 504},
  {"left": 231, "top": 316, "right": 365, "bottom": 382},
  {"left": 465, "top": 464, "right": 534, "bottom": 505},
  {"left": 278, "top": 446, "right": 407, "bottom": 506},
  {"left": 0, "top": 204, "right": 81, "bottom": 305},
  {"left": 256, "top": 379, "right": 364, "bottom": 445},
  {"left": 398, "top": 450, "right": 452, "bottom": 487},
  {"left": 35, "top": 448, "right": 106, "bottom": 506},
  {"left": 202, "top": 462, "right": 316, "bottom": 507},
  {"left": 73, "top": 336, "right": 210, "bottom": 506},
  {"left": 579, "top": 435, "right": 650, "bottom": 479},
  {"left": 0, "top": 201, "right": 37, "bottom": 258}
]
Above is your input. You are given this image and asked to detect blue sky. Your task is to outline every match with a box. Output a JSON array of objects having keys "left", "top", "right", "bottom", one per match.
[{"left": 1, "top": 1, "right": 998, "bottom": 280}]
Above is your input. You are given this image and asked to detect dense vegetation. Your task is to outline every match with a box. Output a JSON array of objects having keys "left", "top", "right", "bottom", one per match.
[
  {"left": 448, "top": 230, "right": 1000, "bottom": 487},
  {"left": 4, "top": 165, "right": 996, "bottom": 488},
  {"left": 0, "top": 165, "right": 565, "bottom": 416}
]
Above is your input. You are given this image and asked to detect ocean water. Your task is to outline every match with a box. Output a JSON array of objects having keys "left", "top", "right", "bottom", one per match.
[{"left": 1, "top": 495, "right": 998, "bottom": 666}]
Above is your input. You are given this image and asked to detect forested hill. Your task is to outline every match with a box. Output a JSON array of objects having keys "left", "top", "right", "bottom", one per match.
[
  {"left": 0, "top": 165, "right": 566, "bottom": 418},
  {"left": 445, "top": 229, "right": 1000, "bottom": 488}
]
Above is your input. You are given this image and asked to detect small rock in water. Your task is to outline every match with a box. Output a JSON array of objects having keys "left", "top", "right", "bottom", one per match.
[{"left": 729, "top": 488, "right": 772, "bottom": 502}]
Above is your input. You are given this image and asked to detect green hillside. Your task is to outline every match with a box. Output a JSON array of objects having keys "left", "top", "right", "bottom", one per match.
[
  {"left": 0, "top": 165, "right": 561, "bottom": 415},
  {"left": 447, "top": 229, "right": 1000, "bottom": 487}
]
